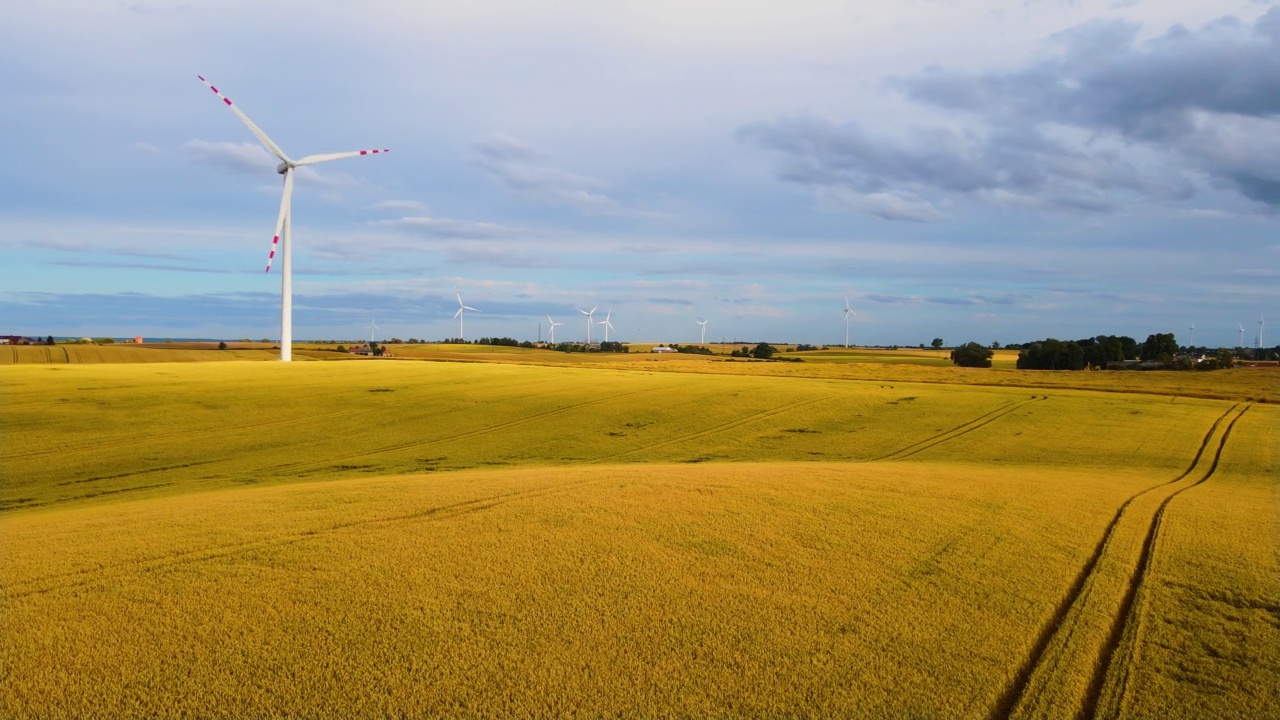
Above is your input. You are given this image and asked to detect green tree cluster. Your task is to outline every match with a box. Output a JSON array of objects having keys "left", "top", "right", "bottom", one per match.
[
  {"left": 950, "top": 342, "right": 994, "bottom": 368},
  {"left": 1017, "top": 339, "right": 1085, "bottom": 370}
]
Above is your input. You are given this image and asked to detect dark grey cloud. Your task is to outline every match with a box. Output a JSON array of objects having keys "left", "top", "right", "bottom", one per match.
[{"left": 741, "top": 9, "right": 1280, "bottom": 219}]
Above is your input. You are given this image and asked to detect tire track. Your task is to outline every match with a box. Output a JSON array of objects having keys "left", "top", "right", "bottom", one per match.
[
  {"left": 257, "top": 385, "right": 666, "bottom": 477},
  {"left": 2, "top": 378, "right": 551, "bottom": 461},
  {"left": 871, "top": 395, "right": 1047, "bottom": 463},
  {"left": 1086, "top": 403, "right": 1251, "bottom": 719},
  {"left": 2, "top": 473, "right": 607, "bottom": 602},
  {"left": 593, "top": 395, "right": 831, "bottom": 463},
  {"left": 995, "top": 402, "right": 1247, "bottom": 720}
]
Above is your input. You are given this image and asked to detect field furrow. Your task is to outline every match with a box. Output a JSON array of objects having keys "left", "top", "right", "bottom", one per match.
[
  {"left": 873, "top": 394, "right": 1047, "bottom": 462},
  {"left": 1090, "top": 404, "right": 1254, "bottom": 718},
  {"left": 1003, "top": 402, "right": 1250, "bottom": 719}
]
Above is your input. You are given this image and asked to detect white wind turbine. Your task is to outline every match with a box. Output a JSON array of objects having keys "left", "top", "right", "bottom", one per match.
[
  {"left": 598, "top": 309, "right": 615, "bottom": 342},
  {"left": 843, "top": 297, "right": 856, "bottom": 347},
  {"left": 1188, "top": 323, "right": 1195, "bottom": 348},
  {"left": 1238, "top": 323, "right": 1246, "bottom": 348},
  {"left": 198, "top": 76, "right": 388, "bottom": 362},
  {"left": 579, "top": 306, "right": 597, "bottom": 344},
  {"left": 367, "top": 317, "right": 379, "bottom": 344},
  {"left": 696, "top": 318, "right": 708, "bottom": 344},
  {"left": 1260, "top": 315, "right": 1267, "bottom": 350},
  {"left": 547, "top": 316, "right": 562, "bottom": 345},
  {"left": 453, "top": 291, "right": 478, "bottom": 340}
]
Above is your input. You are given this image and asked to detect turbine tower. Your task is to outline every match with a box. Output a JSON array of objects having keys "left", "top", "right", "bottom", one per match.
[
  {"left": 547, "top": 315, "right": 562, "bottom": 345},
  {"left": 598, "top": 309, "right": 615, "bottom": 342},
  {"left": 453, "top": 291, "right": 478, "bottom": 340},
  {"left": 1188, "top": 323, "right": 1195, "bottom": 349},
  {"left": 1239, "top": 323, "right": 1246, "bottom": 348},
  {"left": 1260, "top": 315, "right": 1267, "bottom": 350},
  {"left": 696, "top": 318, "right": 708, "bottom": 344},
  {"left": 579, "top": 306, "right": 596, "bottom": 344},
  {"left": 367, "top": 317, "right": 379, "bottom": 344},
  {"left": 198, "top": 76, "right": 388, "bottom": 362},
  {"left": 843, "top": 298, "right": 856, "bottom": 347}
]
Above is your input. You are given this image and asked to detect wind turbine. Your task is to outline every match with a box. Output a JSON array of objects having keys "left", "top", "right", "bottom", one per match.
[
  {"left": 453, "top": 291, "right": 478, "bottom": 340},
  {"left": 579, "top": 306, "right": 596, "bottom": 344},
  {"left": 198, "top": 76, "right": 388, "bottom": 362},
  {"left": 1239, "top": 323, "right": 1246, "bottom": 348},
  {"left": 1188, "top": 323, "right": 1195, "bottom": 349},
  {"left": 1260, "top": 315, "right": 1267, "bottom": 350},
  {"left": 598, "top": 309, "right": 615, "bottom": 342},
  {"left": 367, "top": 317, "right": 379, "bottom": 344},
  {"left": 696, "top": 318, "right": 708, "bottom": 344},
  {"left": 843, "top": 298, "right": 856, "bottom": 347},
  {"left": 547, "top": 316, "right": 562, "bottom": 345}
]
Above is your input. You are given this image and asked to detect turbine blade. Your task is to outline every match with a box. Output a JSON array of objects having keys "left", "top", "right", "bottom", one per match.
[
  {"left": 463, "top": 306, "right": 478, "bottom": 311},
  {"left": 265, "top": 169, "right": 294, "bottom": 272},
  {"left": 295, "top": 149, "right": 389, "bottom": 165},
  {"left": 453, "top": 308, "right": 463, "bottom": 319},
  {"left": 198, "top": 76, "right": 290, "bottom": 163}
]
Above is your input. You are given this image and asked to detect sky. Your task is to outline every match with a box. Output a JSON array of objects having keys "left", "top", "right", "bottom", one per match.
[{"left": 1, "top": 0, "right": 1277, "bottom": 348}]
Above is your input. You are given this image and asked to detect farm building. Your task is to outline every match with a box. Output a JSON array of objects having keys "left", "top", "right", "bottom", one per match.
[
  {"left": 1, "top": 336, "right": 38, "bottom": 345},
  {"left": 650, "top": 345, "right": 675, "bottom": 353}
]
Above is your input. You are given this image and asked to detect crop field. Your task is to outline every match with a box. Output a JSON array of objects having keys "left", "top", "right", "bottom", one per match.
[{"left": 1, "top": 360, "right": 1276, "bottom": 717}]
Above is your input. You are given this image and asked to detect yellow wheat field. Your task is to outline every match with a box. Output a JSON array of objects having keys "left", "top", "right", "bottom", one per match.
[{"left": 1, "top": 360, "right": 1275, "bottom": 717}]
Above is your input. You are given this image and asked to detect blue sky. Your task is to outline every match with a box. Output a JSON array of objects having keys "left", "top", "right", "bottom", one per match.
[{"left": 1, "top": 1, "right": 1276, "bottom": 347}]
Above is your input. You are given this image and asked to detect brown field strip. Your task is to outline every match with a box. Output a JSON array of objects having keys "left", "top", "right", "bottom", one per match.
[{"left": 1002, "top": 402, "right": 1252, "bottom": 719}]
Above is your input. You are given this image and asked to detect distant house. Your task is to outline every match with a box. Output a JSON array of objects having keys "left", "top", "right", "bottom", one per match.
[
  {"left": 349, "top": 345, "right": 374, "bottom": 355},
  {"left": 133, "top": 336, "right": 144, "bottom": 344},
  {"left": 650, "top": 345, "right": 675, "bottom": 353},
  {"left": 1, "top": 336, "right": 37, "bottom": 345}
]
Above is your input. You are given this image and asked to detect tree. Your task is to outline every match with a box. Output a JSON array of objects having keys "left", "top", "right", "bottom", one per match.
[
  {"left": 931, "top": 338, "right": 944, "bottom": 350},
  {"left": 45, "top": 335, "right": 55, "bottom": 345},
  {"left": 1017, "top": 339, "right": 1085, "bottom": 370},
  {"left": 1140, "top": 333, "right": 1178, "bottom": 362},
  {"left": 1215, "top": 348, "right": 1234, "bottom": 368},
  {"left": 751, "top": 342, "right": 777, "bottom": 359},
  {"left": 951, "top": 342, "right": 994, "bottom": 368},
  {"left": 217, "top": 341, "right": 228, "bottom": 350},
  {"left": 990, "top": 341, "right": 1001, "bottom": 349}
]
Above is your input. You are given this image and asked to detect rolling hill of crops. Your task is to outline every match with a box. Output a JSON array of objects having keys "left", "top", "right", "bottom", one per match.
[{"left": 1, "top": 359, "right": 1275, "bottom": 717}]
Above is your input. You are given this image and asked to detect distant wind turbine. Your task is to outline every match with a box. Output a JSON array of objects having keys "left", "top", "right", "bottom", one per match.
[
  {"left": 1188, "top": 323, "right": 1195, "bottom": 349},
  {"left": 453, "top": 291, "right": 478, "bottom": 340},
  {"left": 579, "top": 306, "right": 597, "bottom": 344},
  {"left": 547, "top": 316, "right": 562, "bottom": 345},
  {"left": 843, "top": 298, "right": 856, "bottom": 347},
  {"left": 198, "top": 76, "right": 388, "bottom": 362},
  {"left": 696, "top": 318, "right": 708, "bottom": 344},
  {"left": 367, "top": 317, "right": 379, "bottom": 344},
  {"left": 598, "top": 309, "right": 615, "bottom": 342},
  {"left": 1239, "top": 323, "right": 1246, "bottom": 348},
  {"left": 1260, "top": 315, "right": 1267, "bottom": 350}
]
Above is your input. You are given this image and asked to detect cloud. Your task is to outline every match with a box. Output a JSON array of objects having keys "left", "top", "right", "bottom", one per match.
[
  {"left": 470, "top": 134, "right": 640, "bottom": 216},
  {"left": 740, "top": 9, "right": 1280, "bottom": 219},
  {"left": 372, "top": 215, "right": 516, "bottom": 239},
  {"left": 183, "top": 140, "right": 365, "bottom": 188},
  {"left": 370, "top": 200, "right": 428, "bottom": 211}
]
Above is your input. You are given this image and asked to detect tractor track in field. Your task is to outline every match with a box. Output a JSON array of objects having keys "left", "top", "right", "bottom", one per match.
[
  {"left": 593, "top": 395, "right": 832, "bottom": 463},
  {"left": 1, "top": 473, "right": 608, "bottom": 602},
  {"left": 1084, "top": 402, "right": 1252, "bottom": 719},
  {"left": 0, "top": 379, "right": 553, "bottom": 462},
  {"left": 993, "top": 402, "right": 1249, "bottom": 720},
  {"left": 871, "top": 395, "right": 1048, "bottom": 462},
  {"left": 254, "top": 385, "right": 667, "bottom": 478}
]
